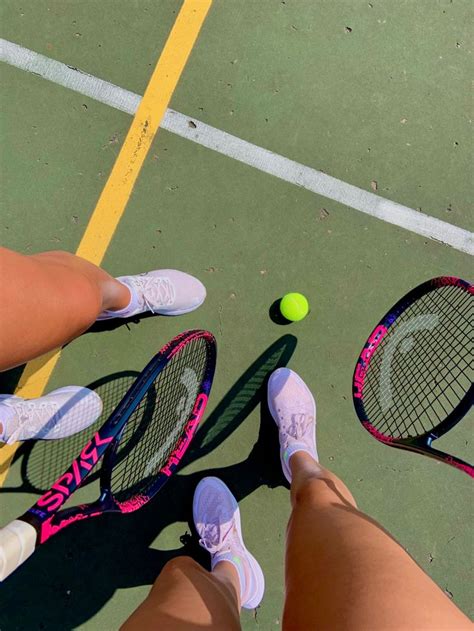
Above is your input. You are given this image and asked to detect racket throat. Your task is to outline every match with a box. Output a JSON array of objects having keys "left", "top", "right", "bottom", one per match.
[{"left": 98, "top": 488, "right": 116, "bottom": 506}]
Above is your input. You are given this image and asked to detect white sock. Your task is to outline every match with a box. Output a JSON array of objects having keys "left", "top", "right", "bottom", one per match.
[{"left": 287, "top": 443, "right": 319, "bottom": 464}]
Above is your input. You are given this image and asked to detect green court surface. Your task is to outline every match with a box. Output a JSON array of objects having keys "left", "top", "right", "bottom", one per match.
[{"left": 1, "top": 1, "right": 473, "bottom": 629}]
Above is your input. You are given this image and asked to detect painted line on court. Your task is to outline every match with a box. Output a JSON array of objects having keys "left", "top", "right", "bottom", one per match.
[
  {"left": 76, "top": 0, "right": 212, "bottom": 263},
  {"left": 0, "top": 0, "right": 212, "bottom": 486},
  {"left": 1, "top": 37, "right": 473, "bottom": 256}
]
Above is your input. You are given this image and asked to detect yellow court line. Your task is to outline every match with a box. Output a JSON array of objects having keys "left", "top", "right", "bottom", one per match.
[{"left": 0, "top": 0, "right": 213, "bottom": 487}]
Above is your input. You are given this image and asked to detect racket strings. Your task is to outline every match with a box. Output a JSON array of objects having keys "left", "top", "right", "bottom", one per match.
[
  {"left": 362, "top": 286, "right": 473, "bottom": 439},
  {"left": 110, "top": 337, "right": 210, "bottom": 502},
  {"left": 383, "top": 325, "right": 465, "bottom": 434},
  {"left": 367, "top": 324, "right": 470, "bottom": 438}
]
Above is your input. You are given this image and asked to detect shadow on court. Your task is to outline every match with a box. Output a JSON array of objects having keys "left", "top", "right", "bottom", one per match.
[
  {"left": 0, "top": 364, "right": 25, "bottom": 395},
  {"left": 0, "top": 335, "right": 296, "bottom": 630}
]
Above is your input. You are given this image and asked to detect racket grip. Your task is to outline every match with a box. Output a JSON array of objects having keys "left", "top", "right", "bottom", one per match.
[{"left": 0, "top": 520, "right": 37, "bottom": 581}]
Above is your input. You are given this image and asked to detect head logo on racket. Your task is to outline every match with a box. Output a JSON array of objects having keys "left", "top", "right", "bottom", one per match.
[
  {"left": 143, "top": 367, "right": 199, "bottom": 478},
  {"left": 378, "top": 313, "right": 439, "bottom": 412}
]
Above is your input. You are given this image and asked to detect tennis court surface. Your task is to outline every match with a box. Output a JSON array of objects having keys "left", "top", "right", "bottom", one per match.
[{"left": 1, "top": 1, "right": 472, "bottom": 628}]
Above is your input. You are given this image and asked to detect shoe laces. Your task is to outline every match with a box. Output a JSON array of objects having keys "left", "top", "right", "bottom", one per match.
[
  {"left": 199, "top": 519, "right": 234, "bottom": 555},
  {"left": 10, "top": 400, "right": 59, "bottom": 425},
  {"left": 279, "top": 409, "right": 314, "bottom": 448},
  {"left": 131, "top": 274, "right": 175, "bottom": 312},
  {"left": 5, "top": 400, "right": 60, "bottom": 444}
]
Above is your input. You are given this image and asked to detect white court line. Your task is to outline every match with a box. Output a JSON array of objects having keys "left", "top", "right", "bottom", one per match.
[{"left": 1, "top": 38, "right": 473, "bottom": 256}]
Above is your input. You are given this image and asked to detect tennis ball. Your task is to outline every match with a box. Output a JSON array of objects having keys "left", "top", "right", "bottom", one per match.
[{"left": 280, "top": 293, "right": 309, "bottom": 322}]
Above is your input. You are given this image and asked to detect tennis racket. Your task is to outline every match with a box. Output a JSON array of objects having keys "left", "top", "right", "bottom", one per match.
[
  {"left": 352, "top": 277, "right": 473, "bottom": 477},
  {"left": 0, "top": 329, "right": 216, "bottom": 580}
]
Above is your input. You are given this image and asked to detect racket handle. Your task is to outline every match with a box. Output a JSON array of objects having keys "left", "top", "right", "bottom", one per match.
[{"left": 0, "top": 520, "right": 37, "bottom": 581}]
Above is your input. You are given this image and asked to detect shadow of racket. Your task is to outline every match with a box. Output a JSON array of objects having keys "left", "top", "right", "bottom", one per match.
[{"left": 182, "top": 334, "right": 297, "bottom": 467}]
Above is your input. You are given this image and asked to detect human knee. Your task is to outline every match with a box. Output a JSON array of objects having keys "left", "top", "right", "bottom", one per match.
[
  {"left": 47, "top": 249, "right": 74, "bottom": 260},
  {"left": 293, "top": 473, "right": 354, "bottom": 508},
  {"left": 33, "top": 249, "right": 76, "bottom": 264},
  {"left": 161, "top": 556, "right": 201, "bottom": 577},
  {"left": 293, "top": 472, "right": 328, "bottom": 502}
]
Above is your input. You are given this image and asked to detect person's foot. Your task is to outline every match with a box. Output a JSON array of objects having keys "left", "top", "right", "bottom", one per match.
[
  {"left": 193, "top": 476, "right": 265, "bottom": 609},
  {"left": 97, "top": 270, "right": 206, "bottom": 320},
  {"left": 0, "top": 387, "right": 103, "bottom": 445},
  {"left": 267, "top": 368, "right": 318, "bottom": 483}
]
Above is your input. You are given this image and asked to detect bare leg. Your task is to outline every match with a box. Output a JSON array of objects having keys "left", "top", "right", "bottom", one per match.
[
  {"left": 283, "top": 452, "right": 471, "bottom": 630},
  {"left": 0, "top": 247, "right": 130, "bottom": 370},
  {"left": 122, "top": 477, "right": 264, "bottom": 629},
  {"left": 121, "top": 556, "right": 242, "bottom": 631}
]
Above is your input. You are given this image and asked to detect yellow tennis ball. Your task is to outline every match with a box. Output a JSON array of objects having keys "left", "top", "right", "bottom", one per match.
[{"left": 280, "top": 293, "right": 309, "bottom": 322}]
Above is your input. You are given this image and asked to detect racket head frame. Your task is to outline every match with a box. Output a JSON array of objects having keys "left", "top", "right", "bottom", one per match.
[
  {"left": 352, "top": 277, "right": 474, "bottom": 476},
  {"left": 20, "top": 329, "right": 216, "bottom": 543}
]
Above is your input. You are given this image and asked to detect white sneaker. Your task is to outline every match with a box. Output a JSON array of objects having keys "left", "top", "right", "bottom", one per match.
[
  {"left": 193, "top": 477, "right": 265, "bottom": 609},
  {"left": 97, "top": 269, "right": 206, "bottom": 320},
  {"left": 267, "top": 368, "right": 318, "bottom": 483},
  {"left": 0, "top": 387, "right": 103, "bottom": 445}
]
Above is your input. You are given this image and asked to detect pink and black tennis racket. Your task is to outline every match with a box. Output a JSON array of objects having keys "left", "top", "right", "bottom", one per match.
[
  {"left": 353, "top": 277, "right": 473, "bottom": 477},
  {"left": 0, "top": 329, "right": 216, "bottom": 581}
]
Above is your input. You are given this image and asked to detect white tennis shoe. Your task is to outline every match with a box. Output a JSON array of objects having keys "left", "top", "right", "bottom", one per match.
[
  {"left": 0, "top": 387, "right": 103, "bottom": 444},
  {"left": 97, "top": 269, "right": 206, "bottom": 320},
  {"left": 193, "top": 476, "right": 265, "bottom": 609},
  {"left": 267, "top": 368, "right": 318, "bottom": 483}
]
